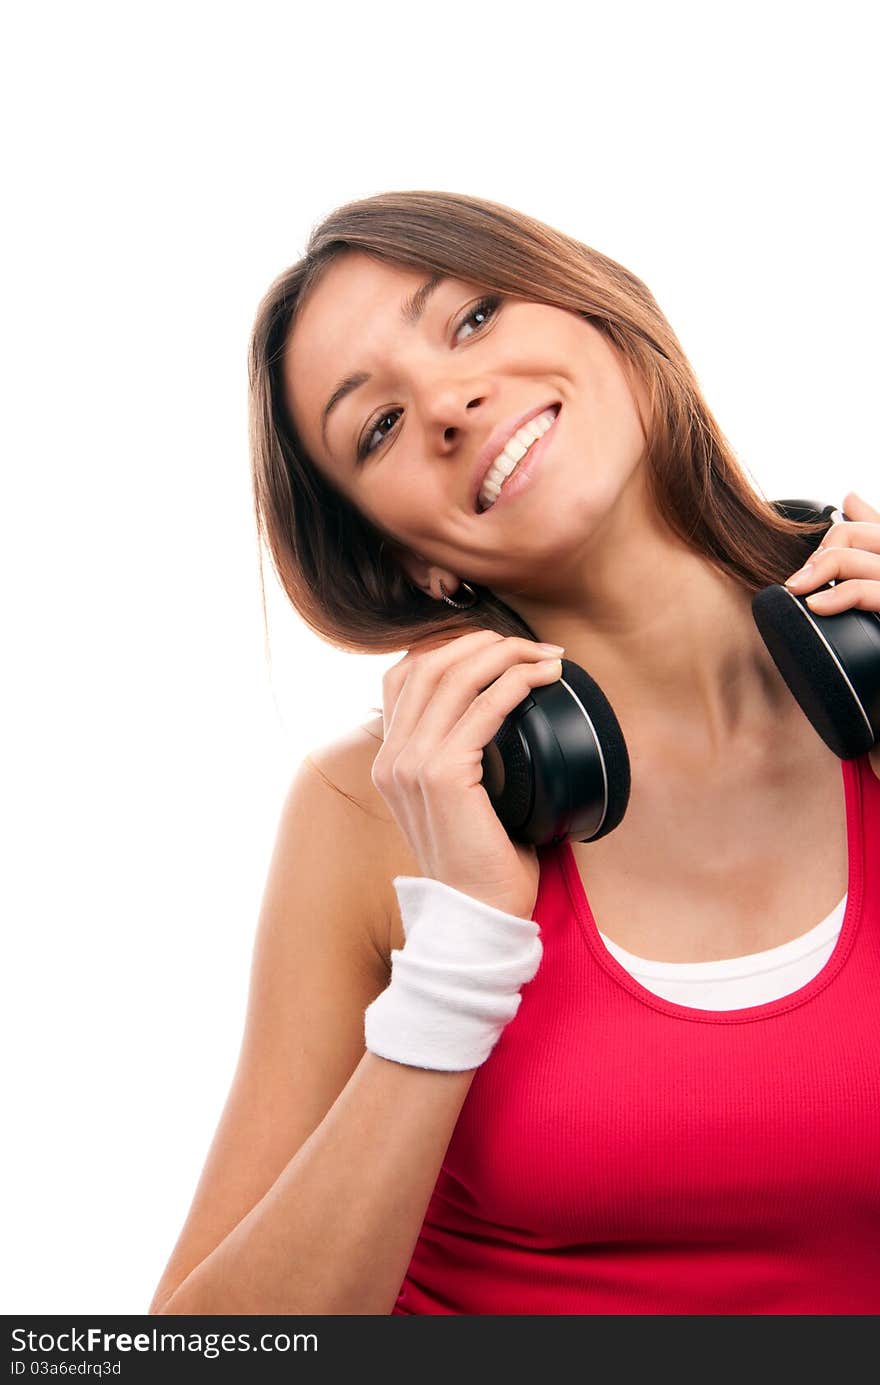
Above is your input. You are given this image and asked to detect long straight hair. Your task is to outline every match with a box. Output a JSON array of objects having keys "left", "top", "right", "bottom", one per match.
[{"left": 248, "top": 190, "right": 825, "bottom": 665}]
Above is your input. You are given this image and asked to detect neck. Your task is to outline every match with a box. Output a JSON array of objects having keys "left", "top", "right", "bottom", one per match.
[{"left": 495, "top": 477, "right": 796, "bottom": 762}]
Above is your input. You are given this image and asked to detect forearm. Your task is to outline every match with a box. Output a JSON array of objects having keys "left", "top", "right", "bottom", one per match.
[{"left": 154, "top": 1051, "right": 476, "bottom": 1316}]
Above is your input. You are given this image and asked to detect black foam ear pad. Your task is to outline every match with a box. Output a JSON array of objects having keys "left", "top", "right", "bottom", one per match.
[
  {"left": 752, "top": 584, "right": 876, "bottom": 758},
  {"left": 559, "top": 658, "right": 631, "bottom": 839}
]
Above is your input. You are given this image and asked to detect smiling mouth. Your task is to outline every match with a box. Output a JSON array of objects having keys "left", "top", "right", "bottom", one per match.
[{"left": 474, "top": 402, "right": 561, "bottom": 514}]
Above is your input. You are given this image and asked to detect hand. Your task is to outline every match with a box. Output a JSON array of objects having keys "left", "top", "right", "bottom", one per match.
[
  {"left": 783, "top": 491, "right": 880, "bottom": 615},
  {"left": 371, "top": 629, "right": 566, "bottom": 919}
]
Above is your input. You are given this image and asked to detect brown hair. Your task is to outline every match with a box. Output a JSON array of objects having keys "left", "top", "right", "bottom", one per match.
[{"left": 248, "top": 189, "right": 825, "bottom": 671}]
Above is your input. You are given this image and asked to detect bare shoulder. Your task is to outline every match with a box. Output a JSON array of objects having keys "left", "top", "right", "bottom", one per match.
[
  {"left": 303, "top": 714, "right": 387, "bottom": 818},
  {"left": 147, "top": 717, "right": 415, "bottom": 1313},
  {"left": 303, "top": 713, "right": 419, "bottom": 957},
  {"left": 871, "top": 744, "right": 880, "bottom": 784}
]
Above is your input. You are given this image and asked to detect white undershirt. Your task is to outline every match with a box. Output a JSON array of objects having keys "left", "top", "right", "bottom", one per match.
[{"left": 597, "top": 894, "right": 847, "bottom": 1010}]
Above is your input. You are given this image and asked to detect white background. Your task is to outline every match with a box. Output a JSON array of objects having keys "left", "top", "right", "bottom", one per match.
[{"left": 2, "top": 0, "right": 876, "bottom": 1313}]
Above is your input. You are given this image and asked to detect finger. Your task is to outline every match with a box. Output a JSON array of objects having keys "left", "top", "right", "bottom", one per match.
[
  {"left": 814, "top": 519, "right": 880, "bottom": 555},
  {"left": 393, "top": 637, "right": 567, "bottom": 772},
  {"left": 380, "top": 629, "right": 502, "bottom": 742},
  {"left": 841, "top": 491, "right": 880, "bottom": 523},
  {"left": 784, "top": 544, "right": 880, "bottom": 592},
  {"left": 439, "top": 657, "right": 566, "bottom": 764},
  {"left": 803, "top": 578, "right": 880, "bottom": 614}
]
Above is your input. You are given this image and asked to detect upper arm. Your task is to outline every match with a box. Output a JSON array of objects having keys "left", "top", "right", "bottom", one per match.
[
  {"left": 149, "top": 720, "right": 397, "bottom": 1314},
  {"left": 870, "top": 744, "right": 880, "bottom": 784}
]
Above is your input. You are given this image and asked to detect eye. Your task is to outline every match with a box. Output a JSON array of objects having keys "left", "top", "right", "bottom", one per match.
[
  {"left": 355, "top": 294, "right": 503, "bottom": 463},
  {"left": 454, "top": 293, "right": 502, "bottom": 341},
  {"left": 357, "top": 409, "right": 402, "bottom": 462}
]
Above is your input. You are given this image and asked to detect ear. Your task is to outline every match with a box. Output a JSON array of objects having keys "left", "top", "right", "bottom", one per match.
[{"left": 383, "top": 541, "right": 460, "bottom": 602}]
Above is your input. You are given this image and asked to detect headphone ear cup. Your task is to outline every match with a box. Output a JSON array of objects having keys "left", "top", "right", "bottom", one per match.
[
  {"left": 482, "top": 658, "right": 631, "bottom": 847},
  {"left": 751, "top": 584, "right": 880, "bottom": 758},
  {"left": 558, "top": 659, "right": 631, "bottom": 840}
]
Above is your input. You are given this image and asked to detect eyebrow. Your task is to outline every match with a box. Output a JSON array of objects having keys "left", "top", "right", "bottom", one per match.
[{"left": 320, "top": 274, "right": 447, "bottom": 447}]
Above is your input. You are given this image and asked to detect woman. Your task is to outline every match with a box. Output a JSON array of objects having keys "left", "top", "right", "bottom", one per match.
[{"left": 150, "top": 191, "right": 880, "bottom": 1316}]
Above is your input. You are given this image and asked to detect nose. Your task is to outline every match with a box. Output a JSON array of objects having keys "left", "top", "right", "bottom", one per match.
[{"left": 418, "top": 379, "right": 490, "bottom": 448}]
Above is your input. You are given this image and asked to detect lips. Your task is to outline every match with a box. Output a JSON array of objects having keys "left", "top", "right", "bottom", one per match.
[{"left": 470, "top": 401, "right": 561, "bottom": 513}]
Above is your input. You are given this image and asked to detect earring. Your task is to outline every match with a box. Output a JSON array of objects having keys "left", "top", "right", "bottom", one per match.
[{"left": 438, "top": 578, "right": 480, "bottom": 609}]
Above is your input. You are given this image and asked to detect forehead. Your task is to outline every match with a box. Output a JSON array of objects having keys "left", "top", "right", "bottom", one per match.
[{"left": 283, "top": 254, "right": 466, "bottom": 461}]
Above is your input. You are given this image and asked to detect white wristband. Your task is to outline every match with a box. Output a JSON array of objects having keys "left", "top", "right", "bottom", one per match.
[{"left": 364, "top": 875, "right": 543, "bottom": 1072}]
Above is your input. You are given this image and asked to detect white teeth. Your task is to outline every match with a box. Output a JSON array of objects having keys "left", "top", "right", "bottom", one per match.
[
  {"left": 496, "top": 451, "right": 520, "bottom": 478},
  {"left": 478, "top": 407, "right": 557, "bottom": 511},
  {"left": 503, "top": 436, "right": 529, "bottom": 464}
]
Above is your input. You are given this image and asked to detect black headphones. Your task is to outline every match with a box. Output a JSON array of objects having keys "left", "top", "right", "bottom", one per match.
[{"left": 480, "top": 500, "right": 880, "bottom": 847}]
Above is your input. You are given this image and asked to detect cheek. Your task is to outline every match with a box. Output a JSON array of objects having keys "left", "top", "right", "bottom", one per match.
[
  {"left": 557, "top": 374, "right": 646, "bottom": 485},
  {"left": 587, "top": 356, "right": 647, "bottom": 454},
  {"left": 356, "top": 477, "right": 417, "bottom": 536}
]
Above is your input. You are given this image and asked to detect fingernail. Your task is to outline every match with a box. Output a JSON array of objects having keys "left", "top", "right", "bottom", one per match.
[
  {"left": 537, "top": 643, "right": 566, "bottom": 654},
  {"left": 784, "top": 563, "right": 814, "bottom": 587}
]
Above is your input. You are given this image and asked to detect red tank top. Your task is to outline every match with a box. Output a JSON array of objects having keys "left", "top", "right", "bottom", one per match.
[{"left": 392, "top": 751, "right": 880, "bottom": 1315}]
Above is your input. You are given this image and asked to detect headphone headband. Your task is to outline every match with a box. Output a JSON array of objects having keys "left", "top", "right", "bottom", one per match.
[{"left": 771, "top": 498, "right": 846, "bottom": 526}]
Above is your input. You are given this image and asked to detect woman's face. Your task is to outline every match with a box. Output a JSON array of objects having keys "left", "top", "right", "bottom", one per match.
[{"left": 283, "top": 251, "right": 651, "bottom": 601}]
